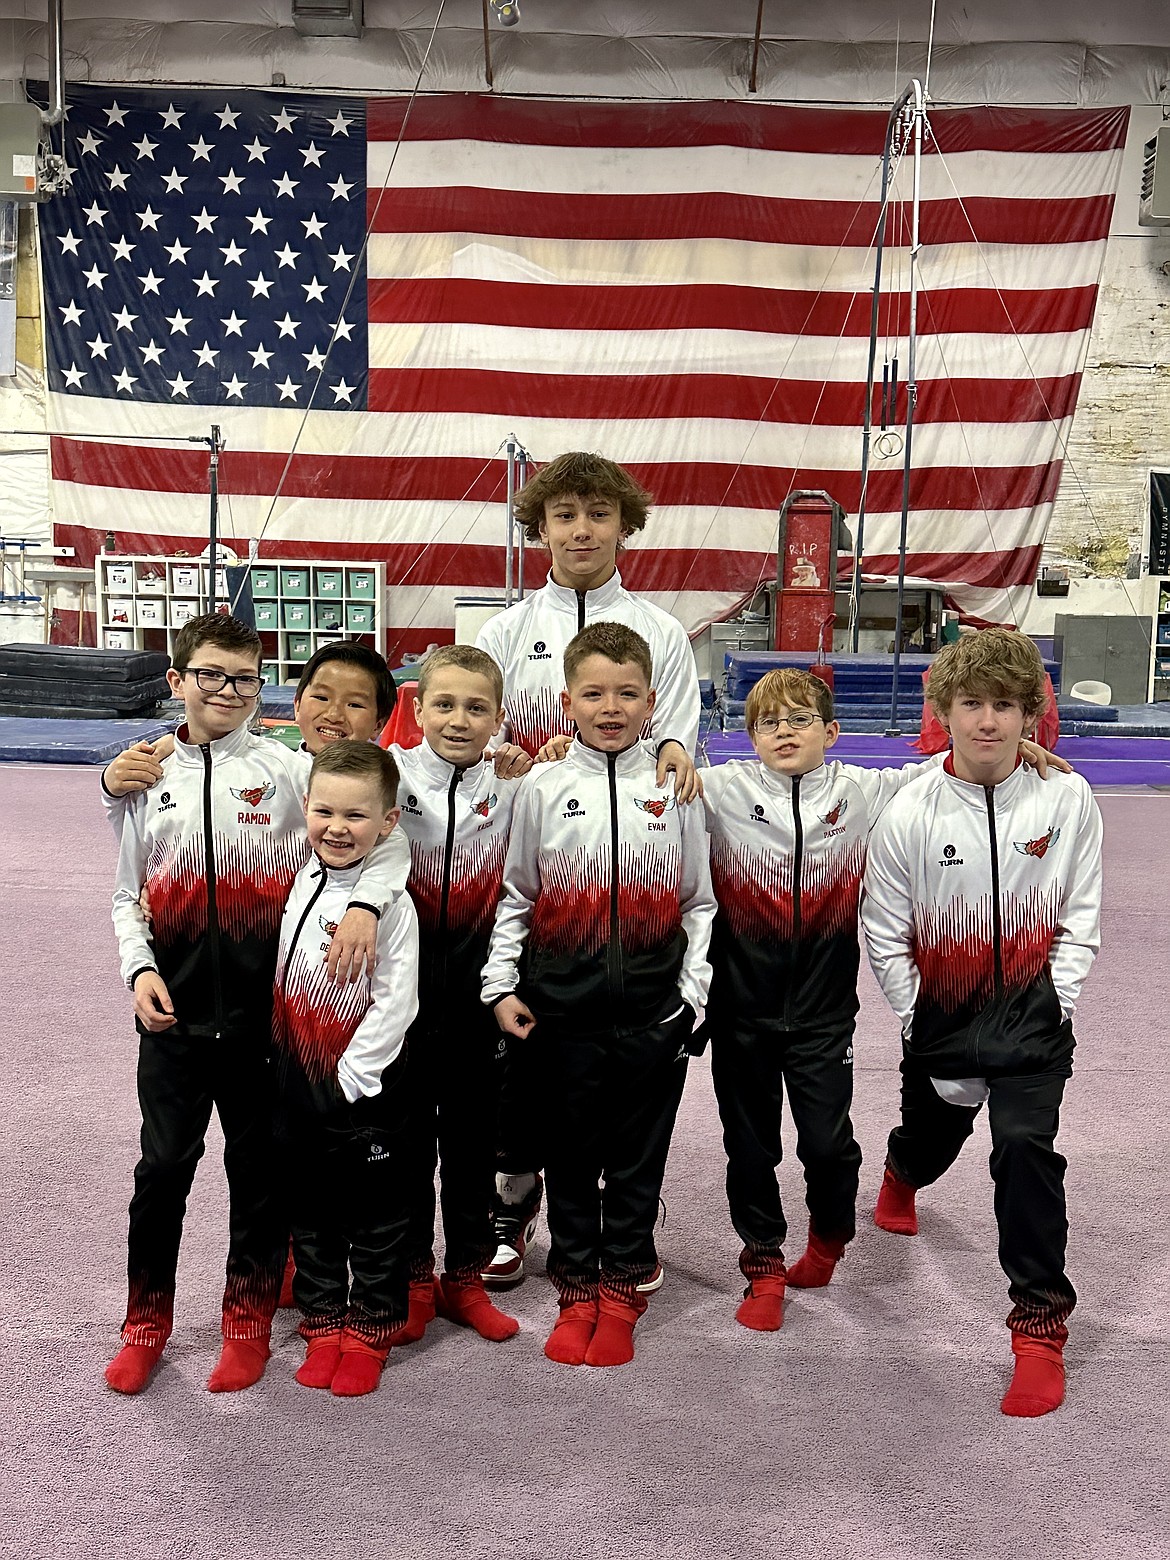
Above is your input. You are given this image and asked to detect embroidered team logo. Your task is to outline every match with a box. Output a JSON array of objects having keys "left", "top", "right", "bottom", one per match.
[
  {"left": 821, "top": 797, "right": 848, "bottom": 827},
  {"left": 1014, "top": 825, "right": 1061, "bottom": 859},
  {"left": 635, "top": 796, "right": 676, "bottom": 818},
  {"left": 231, "top": 781, "right": 276, "bottom": 807},
  {"left": 470, "top": 794, "right": 498, "bottom": 818},
  {"left": 319, "top": 916, "right": 338, "bottom": 937}
]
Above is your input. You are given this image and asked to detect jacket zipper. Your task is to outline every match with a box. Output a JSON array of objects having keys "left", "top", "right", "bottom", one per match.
[
  {"left": 784, "top": 773, "right": 803, "bottom": 1030},
  {"left": 282, "top": 865, "right": 329, "bottom": 996},
  {"left": 436, "top": 767, "right": 460, "bottom": 986},
  {"left": 201, "top": 744, "right": 224, "bottom": 1036},
  {"left": 973, "top": 783, "right": 1006, "bottom": 1071},
  {"left": 606, "top": 752, "right": 624, "bottom": 1001},
  {"left": 576, "top": 591, "right": 587, "bottom": 632}
]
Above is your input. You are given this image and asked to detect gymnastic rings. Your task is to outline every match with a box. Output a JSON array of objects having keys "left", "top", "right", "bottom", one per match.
[{"left": 875, "top": 430, "right": 904, "bottom": 459}]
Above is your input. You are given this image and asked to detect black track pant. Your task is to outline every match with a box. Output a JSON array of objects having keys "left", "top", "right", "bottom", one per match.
[
  {"left": 122, "top": 1029, "right": 286, "bottom": 1348},
  {"left": 495, "top": 1027, "right": 543, "bottom": 1178},
  {"left": 540, "top": 1008, "right": 691, "bottom": 1302},
  {"left": 710, "top": 1022, "right": 862, "bottom": 1279},
  {"left": 887, "top": 1059, "right": 1076, "bottom": 1338},
  {"left": 278, "top": 1053, "right": 410, "bottom": 1346},
  {"left": 404, "top": 1006, "right": 504, "bottom": 1280}
]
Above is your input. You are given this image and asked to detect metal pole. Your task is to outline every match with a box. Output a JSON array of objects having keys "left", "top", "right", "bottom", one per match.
[
  {"left": 515, "top": 448, "right": 528, "bottom": 599},
  {"left": 504, "top": 436, "right": 517, "bottom": 606},
  {"left": 886, "top": 82, "right": 924, "bottom": 736},
  {"left": 852, "top": 84, "right": 913, "bottom": 652},
  {"left": 208, "top": 424, "right": 221, "bottom": 613}
]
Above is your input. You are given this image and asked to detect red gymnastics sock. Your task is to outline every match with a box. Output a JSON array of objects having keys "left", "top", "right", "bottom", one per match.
[
  {"left": 786, "top": 1225, "right": 847, "bottom": 1289},
  {"left": 584, "top": 1293, "right": 645, "bottom": 1368},
  {"left": 436, "top": 1275, "right": 520, "bottom": 1342},
  {"left": 735, "top": 1275, "right": 786, "bottom": 1332},
  {"left": 105, "top": 1341, "right": 165, "bottom": 1395},
  {"left": 390, "top": 1277, "right": 437, "bottom": 1345},
  {"left": 295, "top": 1331, "right": 343, "bottom": 1390},
  {"left": 543, "top": 1299, "right": 598, "bottom": 1366},
  {"left": 278, "top": 1244, "right": 297, "bottom": 1309},
  {"left": 331, "top": 1333, "right": 390, "bottom": 1398},
  {"left": 1000, "top": 1335, "right": 1066, "bottom": 1418},
  {"left": 874, "top": 1167, "right": 919, "bottom": 1236},
  {"left": 207, "top": 1337, "right": 270, "bottom": 1393}
]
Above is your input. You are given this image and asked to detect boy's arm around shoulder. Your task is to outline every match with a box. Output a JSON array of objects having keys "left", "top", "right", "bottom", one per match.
[
  {"left": 1049, "top": 773, "right": 1103, "bottom": 1022},
  {"left": 337, "top": 893, "right": 420, "bottom": 1102},
  {"left": 647, "top": 613, "right": 701, "bottom": 756},
  {"left": 860, "top": 793, "right": 920, "bottom": 1032},
  {"left": 481, "top": 776, "right": 543, "bottom": 1007}
]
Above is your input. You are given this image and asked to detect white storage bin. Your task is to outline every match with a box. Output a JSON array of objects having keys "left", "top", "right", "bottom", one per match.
[
  {"left": 202, "top": 567, "right": 228, "bottom": 598},
  {"left": 137, "top": 599, "right": 165, "bottom": 626},
  {"left": 106, "top": 599, "right": 134, "bottom": 628},
  {"left": 136, "top": 565, "right": 168, "bottom": 595},
  {"left": 170, "top": 599, "right": 200, "bottom": 626},
  {"left": 103, "top": 629, "right": 135, "bottom": 649},
  {"left": 171, "top": 563, "right": 200, "bottom": 593},
  {"left": 104, "top": 562, "right": 134, "bottom": 593}
]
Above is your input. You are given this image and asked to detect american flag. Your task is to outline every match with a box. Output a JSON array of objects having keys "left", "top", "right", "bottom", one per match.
[{"left": 41, "top": 86, "right": 1127, "bottom": 653}]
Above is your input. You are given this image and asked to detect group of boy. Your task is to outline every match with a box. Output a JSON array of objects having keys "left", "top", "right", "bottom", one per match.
[{"left": 99, "top": 452, "right": 1101, "bottom": 1420}]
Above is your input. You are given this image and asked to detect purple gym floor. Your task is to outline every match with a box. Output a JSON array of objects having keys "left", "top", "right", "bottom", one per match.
[{"left": 1, "top": 765, "right": 1167, "bottom": 1560}]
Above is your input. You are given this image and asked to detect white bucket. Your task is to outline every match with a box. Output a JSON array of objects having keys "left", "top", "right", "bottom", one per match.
[{"left": 1069, "top": 679, "right": 1112, "bottom": 705}]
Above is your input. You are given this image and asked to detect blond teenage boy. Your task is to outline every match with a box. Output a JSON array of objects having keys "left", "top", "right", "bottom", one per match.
[
  {"left": 483, "top": 623, "right": 715, "bottom": 1369},
  {"left": 863, "top": 629, "right": 1102, "bottom": 1418}
]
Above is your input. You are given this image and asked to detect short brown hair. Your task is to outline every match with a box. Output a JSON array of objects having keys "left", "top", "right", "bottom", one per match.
[
  {"left": 416, "top": 643, "right": 504, "bottom": 709},
  {"left": 745, "top": 668, "right": 836, "bottom": 729},
  {"left": 926, "top": 628, "right": 1048, "bottom": 720},
  {"left": 308, "top": 738, "right": 400, "bottom": 811},
  {"left": 563, "top": 621, "right": 653, "bottom": 690},
  {"left": 514, "top": 452, "right": 652, "bottom": 545},
  {"left": 172, "top": 612, "right": 262, "bottom": 671}
]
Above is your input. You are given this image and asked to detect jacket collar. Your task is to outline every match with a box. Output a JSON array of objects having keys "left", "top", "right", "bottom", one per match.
[
  {"left": 755, "top": 759, "right": 833, "bottom": 800},
  {"left": 172, "top": 719, "right": 255, "bottom": 765},
  {"left": 542, "top": 569, "right": 624, "bottom": 614},
  {"left": 564, "top": 735, "right": 654, "bottom": 777},
  {"left": 309, "top": 855, "right": 365, "bottom": 889},
  {"left": 412, "top": 736, "right": 488, "bottom": 788},
  {"left": 942, "top": 751, "right": 1026, "bottom": 804}
]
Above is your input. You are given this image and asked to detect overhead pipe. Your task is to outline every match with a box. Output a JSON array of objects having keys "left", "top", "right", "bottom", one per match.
[{"left": 42, "top": 0, "right": 65, "bottom": 126}]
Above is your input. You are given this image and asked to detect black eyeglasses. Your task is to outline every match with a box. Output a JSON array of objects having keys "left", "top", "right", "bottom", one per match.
[
  {"left": 752, "top": 712, "right": 822, "bottom": 734},
  {"left": 180, "top": 666, "right": 264, "bottom": 699}
]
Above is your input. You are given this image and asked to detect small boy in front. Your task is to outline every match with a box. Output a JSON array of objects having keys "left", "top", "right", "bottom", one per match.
[
  {"left": 106, "top": 617, "right": 402, "bottom": 1395},
  {"left": 385, "top": 645, "right": 528, "bottom": 1346},
  {"left": 862, "top": 629, "right": 1102, "bottom": 1418},
  {"left": 272, "top": 741, "right": 419, "bottom": 1397},
  {"left": 483, "top": 622, "right": 715, "bottom": 1368}
]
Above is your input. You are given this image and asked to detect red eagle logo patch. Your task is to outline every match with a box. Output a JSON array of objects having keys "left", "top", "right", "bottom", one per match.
[
  {"left": 821, "top": 798, "right": 849, "bottom": 826},
  {"left": 635, "top": 796, "right": 676, "bottom": 818},
  {"left": 319, "top": 916, "right": 338, "bottom": 937},
  {"left": 231, "top": 781, "right": 276, "bottom": 807},
  {"left": 1014, "top": 825, "right": 1061, "bottom": 859},
  {"left": 470, "top": 794, "right": 498, "bottom": 818}
]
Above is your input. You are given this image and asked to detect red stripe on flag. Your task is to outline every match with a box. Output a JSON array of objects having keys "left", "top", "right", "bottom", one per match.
[
  {"left": 367, "top": 368, "right": 1084, "bottom": 426},
  {"left": 51, "top": 439, "right": 1065, "bottom": 514},
  {"left": 367, "top": 278, "right": 1100, "bottom": 339},
  {"left": 367, "top": 97, "right": 1129, "bottom": 156},
  {"left": 366, "top": 188, "right": 1115, "bottom": 247}
]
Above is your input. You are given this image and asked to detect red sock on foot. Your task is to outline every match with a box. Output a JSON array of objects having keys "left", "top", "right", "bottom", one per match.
[
  {"left": 278, "top": 1244, "right": 297, "bottom": 1309},
  {"left": 544, "top": 1299, "right": 598, "bottom": 1366},
  {"left": 736, "top": 1275, "right": 786, "bottom": 1331},
  {"left": 437, "top": 1275, "right": 520, "bottom": 1341},
  {"left": 331, "top": 1334, "right": 389, "bottom": 1398},
  {"left": 1001, "top": 1335, "right": 1066, "bottom": 1418},
  {"left": 874, "top": 1166, "right": 918, "bottom": 1235},
  {"left": 207, "top": 1337, "right": 270, "bottom": 1393},
  {"left": 295, "top": 1331, "right": 343, "bottom": 1390},
  {"left": 786, "top": 1225, "right": 847, "bottom": 1289},
  {"left": 390, "top": 1277, "right": 437, "bottom": 1345},
  {"left": 584, "top": 1293, "right": 644, "bottom": 1367},
  {"left": 105, "top": 1341, "right": 165, "bottom": 1395}
]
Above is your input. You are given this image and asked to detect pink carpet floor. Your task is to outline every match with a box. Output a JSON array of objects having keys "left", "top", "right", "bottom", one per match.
[{"left": 0, "top": 766, "right": 1166, "bottom": 1560}]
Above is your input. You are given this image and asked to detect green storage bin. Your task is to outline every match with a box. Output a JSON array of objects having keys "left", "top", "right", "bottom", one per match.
[
  {"left": 287, "top": 633, "right": 312, "bottom": 662},
  {"left": 254, "top": 601, "right": 279, "bottom": 630},
  {"left": 251, "top": 567, "right": 278, "bottom": 598},
  {"left": 280, "top": 566, "right": 310, "bottom": 598},
  {"left": 315, "top": 599, "right": 344, "bottom": 632},
  {"left": 346, "top": 602, "right": 374, "bottom": 631},
  {"left": 346, "top": 568, "right": 376, "bottom": 600},
  {"left": 260, "top": 661, "right": 279, "bottom": 686},
  {"left": 283, "top": 601, "right": 311, "bottom": 629},
  {"left": 316, "top": 568, "right": 343, "bottom": 597}
]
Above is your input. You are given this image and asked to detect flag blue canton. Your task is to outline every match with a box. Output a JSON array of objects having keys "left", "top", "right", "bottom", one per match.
[{"left": 39, "top": 85, "right": 369, "bottom": 409}]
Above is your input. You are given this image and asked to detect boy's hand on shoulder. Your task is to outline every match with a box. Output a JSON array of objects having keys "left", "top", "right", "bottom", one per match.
[
  {"left": 491, "top": 743, "right": 533, "bottom": 779},
  {"left": 133, "top": 971, "right": 176, "bottom": 1032},
  {"left": 103, "top": 736, "right": 173, "bottom": 796},
  {"left": 657, "top": 741, "right": 703, "bottom": 803},
  {"left": 534, "top": 733, "right": 573, "bottom": 764},
  {"left": 1019, "top": 739, "right": 1072, "bottom": 778},
  {"left": 328, "top": 907, "right": 378, "bottom": 985},
  {"left": 493, "top": 994, "right": 537, "bottom": 1038}
]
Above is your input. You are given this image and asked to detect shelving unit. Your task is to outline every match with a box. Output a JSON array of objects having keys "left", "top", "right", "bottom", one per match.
[
  {"left": 96, "top": 555, "right": 387, "bottom": 685},
  {"left": 1154, "top": 579, "right": 1170, "bottom": 700}
]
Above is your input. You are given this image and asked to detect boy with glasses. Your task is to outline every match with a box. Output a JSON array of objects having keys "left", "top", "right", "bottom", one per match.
[
  {"left": 701, "top": 669, "right": 1063, "bottom": 1331},
  {"left": 104, "top": 615, "right": 398, "bottom": 1397}
]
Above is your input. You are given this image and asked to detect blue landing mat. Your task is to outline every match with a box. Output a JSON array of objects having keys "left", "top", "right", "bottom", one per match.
[{"left": 0, "top": 715, "right": 174, "bottom": 765}]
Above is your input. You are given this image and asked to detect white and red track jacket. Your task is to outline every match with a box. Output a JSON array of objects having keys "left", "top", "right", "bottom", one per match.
[
  {"left": 702, "top": 756, "right": 938, "bottom": 1033},
  {"left": 388, "top": 739, "right": 523, "bottom": 1011},
  {"left": 110, "top": 722, "right": 407, "bottom": 1039},
  {"left": 862, "top": 758, "right": 1102, "bottom": 1077},
  {"left": 482, "top": 739, "right": 715, "bottom": 1033},
  {"left": 272, "top": 850, "right": 419, "bottom": 1103},
  {"left": 475, "top": 570, "right": 700, "bottom": 758}
]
